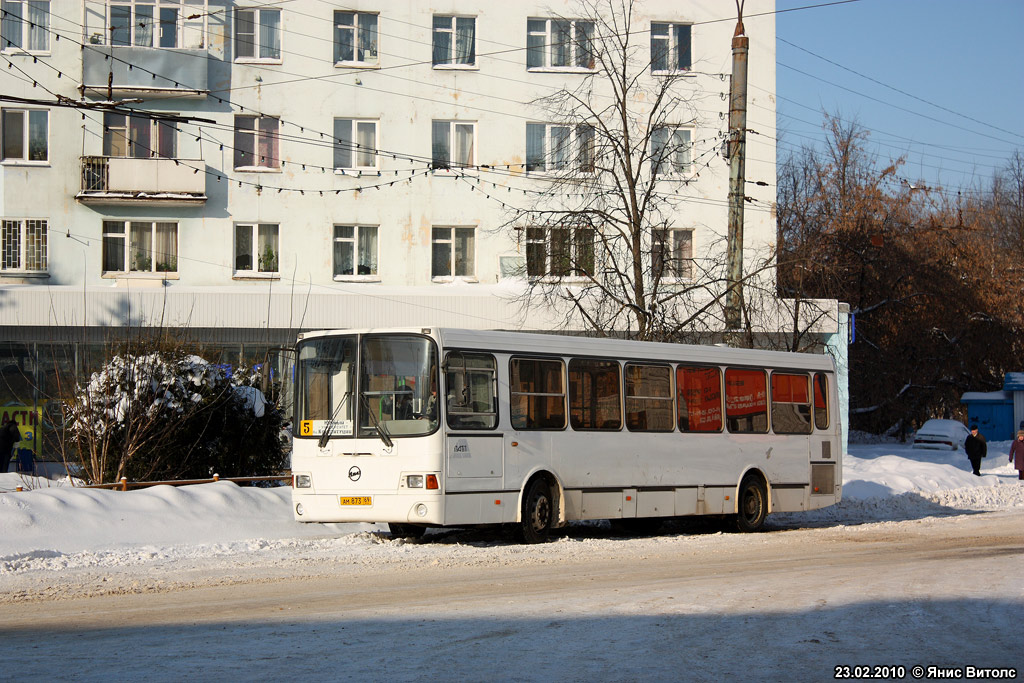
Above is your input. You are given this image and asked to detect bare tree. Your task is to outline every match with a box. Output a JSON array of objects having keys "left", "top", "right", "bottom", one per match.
[{"left": 501, "top": 0, "right": 765, "bottom": 342}]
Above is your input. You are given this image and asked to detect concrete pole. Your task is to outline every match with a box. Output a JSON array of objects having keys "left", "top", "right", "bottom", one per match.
[{"left": 725, "top": 18, "right": 748, "bottom": 332}]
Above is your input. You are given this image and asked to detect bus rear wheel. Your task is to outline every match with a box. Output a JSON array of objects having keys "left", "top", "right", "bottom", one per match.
[
  {"left": 517, "top": 479, "right": 553, "bottom": 544},
  {"left": 388, "top": 523, "right": 427, "bottom": 540},
  {"left": 735, "top": 474, "right": 768, "bottom": 533}
]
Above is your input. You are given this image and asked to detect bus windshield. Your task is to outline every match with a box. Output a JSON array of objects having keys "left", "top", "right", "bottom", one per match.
[
  {"left": 295, "top": 334, "right": 439, "bottom": 439},
  {"left": 359, "top": 335, "right": 439, "bottom": 437}
]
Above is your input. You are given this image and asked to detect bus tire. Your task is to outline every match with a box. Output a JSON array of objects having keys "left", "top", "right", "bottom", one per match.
[
  {"left": 517, "top": 478, "right": 553, "bottom": 544},
  {"left": 735, "top": 474, "right": 768, "bottom": 533},
  {"left": 388, "top": 523, "right": 427, "bottom": 540}
]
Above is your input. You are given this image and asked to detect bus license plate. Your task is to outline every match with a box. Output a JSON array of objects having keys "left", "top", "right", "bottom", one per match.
[{"left": 339, "top": 496, "right": 372, "bottom": 506}]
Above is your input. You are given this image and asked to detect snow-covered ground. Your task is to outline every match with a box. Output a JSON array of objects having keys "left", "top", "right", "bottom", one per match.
[{"left": 2, "top": 438, "right": 1022, "bottom": 585}]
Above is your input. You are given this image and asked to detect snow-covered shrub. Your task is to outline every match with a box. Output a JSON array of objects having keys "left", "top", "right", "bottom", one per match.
[{"left": 64, "top": 343, "right": 287, "bottom": 484}]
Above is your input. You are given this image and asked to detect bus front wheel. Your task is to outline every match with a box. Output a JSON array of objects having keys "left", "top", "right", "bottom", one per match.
[
  {"left": 735, "top": 474, "right": 768, "bottom": 532},
  {"left": 517, "top": 479, "right": 553, "bottom": 544},
  {"left": 388, "top": 523, "right": 427, "bottom": 540}
]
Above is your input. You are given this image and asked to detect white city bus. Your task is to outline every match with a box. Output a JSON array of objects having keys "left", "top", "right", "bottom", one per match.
[{"left": 289, "top": 327, "right": 842, "bottom": 543}]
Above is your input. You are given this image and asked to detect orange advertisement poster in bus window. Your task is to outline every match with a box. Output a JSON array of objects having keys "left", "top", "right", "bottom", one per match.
[
  {"left": 724, "top": 369, "right": 767, "bottom": 417},
  {"left": 677, "top": 366, "right": 722, "bottom": 431}
]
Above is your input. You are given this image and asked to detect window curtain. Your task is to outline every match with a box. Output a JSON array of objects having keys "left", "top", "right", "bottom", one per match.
[
  {"left": 525, "top": 123, "right": 545, "bottom": 172},
  {"left": 551, "top": 20, "right": 570, "bottom": 67},
  {"left": 526, "top": 19, "right": 545, "bottom": 68},
  {"left": 358, "top": 226, "right": 377, "bottom": 275},
  {"left": 551, "top": 126, "right": 570, "bottom": 170},
  {"left": 258, "top": 10, "right": 279, "bottom": 58},
  {"left": 454, "top": 228, "right": 473, "bottom": 276},
  {"left": 454, "top": 17, "right": 474, "bottom": 64},
  {"left": 154, "top": 222, "right": 177, "bottom": 271},
  {"left": 257, "top": 224, "right": 278, "bottom": 272},
  {"left": 650, "top": 128, "right": 668, "bottom": 175},
  {"left": 672, "top": 129, "right": 691, "bottom": 172},
  {"left": 257, "top": 117, "right": 278, "bottom": 167},
  {"left": 575, "top": 22, "right": 593, "bottom": 68},
  {"left": 356, "top": 121, "right": 375, "bottom": 167},
  {"left": 134, "top": 5, "right": 153, "bottom": 46},
  {"left": 576, "top": 124, "right": 594, "bottom": 172},
  {"left": 129, "top": 115, "right": 151, "bottom": 158},
  {"left": 129, "top": 222, "right": 152, "bottom": 271},
  {"left": 27, "top": 0, "right": 47, "bottom": 50},
  {"left": 454, "top": 123, "right": 473, "bottom": 167}
]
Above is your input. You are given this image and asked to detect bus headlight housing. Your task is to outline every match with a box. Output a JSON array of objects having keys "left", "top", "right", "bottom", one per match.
[
  {"left": 406, "top": 474, "right": 424, "bottom": 488},
  {"left": 294, "top": 474, "right": 312, "bottom": 488}
]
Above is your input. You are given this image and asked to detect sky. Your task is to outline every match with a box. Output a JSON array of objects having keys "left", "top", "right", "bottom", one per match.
[{"left": 775, "top": 0, "right": 1024, "bottom": 192}]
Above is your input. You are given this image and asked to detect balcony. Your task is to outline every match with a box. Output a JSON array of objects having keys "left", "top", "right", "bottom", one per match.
[
  {"left": 82, "top": 47, "right": 208, "bottom": 98},
  {"left": 76, "top": 157, "right": 207, "bottom": 205}
]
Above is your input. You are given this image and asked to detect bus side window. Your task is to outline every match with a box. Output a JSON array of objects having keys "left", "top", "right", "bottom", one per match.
[
  {"left": 676, "top": 365, "right": 723, "bottom": 432},
  {"left": 509, "top": 357, "right": 566, "bottom": 430},
  {"left": 624, "top": 364, "right": 674, "bottom": 432},
  {"left": 771, "top": 372, "right": 812, "bottom": 435},
  {"left": 445, "top": 352, "right": 498, "bottom": 430},
  {"left": 568, "top": 358, "right": 622, "bottom": 431},
  {"left": 813, "top": 373, "right": 829, "bottom": 430},
  {"left": 724, "top": 368, "right": 768, "bottom": 434}
]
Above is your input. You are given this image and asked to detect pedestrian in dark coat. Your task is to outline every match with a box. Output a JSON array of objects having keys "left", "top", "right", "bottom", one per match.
[
  {"left": 0, "top": 419, "right": 21, "bottom": 473},
  {"left": 964, "top": 424, "right": 987, "bottom": 476},
  {"left": 1010, "top": 431, "right": 1024, "bottom": 481}
]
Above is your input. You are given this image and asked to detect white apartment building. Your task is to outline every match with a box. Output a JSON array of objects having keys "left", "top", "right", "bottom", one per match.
[{"left": 0, "top": 0, "right": 790, "bottom": 375}]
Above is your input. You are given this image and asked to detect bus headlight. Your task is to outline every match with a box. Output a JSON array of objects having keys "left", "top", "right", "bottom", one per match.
[
  {"left": 407, "top": 475, "right": 424, "bottom": 488},
  {"left": 294, "top": 474, "right": 312, "bottom": 488}
]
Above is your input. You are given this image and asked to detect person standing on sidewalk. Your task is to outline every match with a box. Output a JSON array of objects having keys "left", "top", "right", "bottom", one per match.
[
  {"left": 965, "top": 424, "right": 987, "bottom": 476},
  {"left": 1010, "top": 430, "right": 1024, "bottom": 481}
]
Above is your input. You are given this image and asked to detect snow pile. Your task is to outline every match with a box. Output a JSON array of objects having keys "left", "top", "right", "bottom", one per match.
[{"left": 1, "top": 441, "right": 1022, "bottom": 585}]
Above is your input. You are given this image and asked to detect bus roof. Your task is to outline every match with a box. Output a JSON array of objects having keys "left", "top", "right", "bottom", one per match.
[{"left": 297, "top": 327, "right": 837, "bottom": 373}]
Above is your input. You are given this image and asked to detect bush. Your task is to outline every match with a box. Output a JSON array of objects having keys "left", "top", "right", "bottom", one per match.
[{"left": 64, "top": 343, "right": 287, "bottom": 484}]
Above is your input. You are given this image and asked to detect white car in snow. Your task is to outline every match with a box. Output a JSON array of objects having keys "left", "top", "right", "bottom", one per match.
[{"left": 912, "top": 419, "right": 971, "bottom": 451}]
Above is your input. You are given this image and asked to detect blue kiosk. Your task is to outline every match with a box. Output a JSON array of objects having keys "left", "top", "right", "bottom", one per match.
[{"left": 961, "top": 373, "right": 1024, "bottom": 441}]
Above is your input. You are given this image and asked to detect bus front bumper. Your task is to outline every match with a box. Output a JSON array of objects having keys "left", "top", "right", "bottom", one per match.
[{"left": 291, "top": 491, "right": 444, "bottom": 525}]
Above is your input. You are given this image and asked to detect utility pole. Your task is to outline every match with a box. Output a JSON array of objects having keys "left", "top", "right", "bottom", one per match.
[{"left": 725, "top": 5, "right": 748, "bottom": 333}]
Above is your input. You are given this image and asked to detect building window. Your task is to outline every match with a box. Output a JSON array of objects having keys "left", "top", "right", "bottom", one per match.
[
  {"left": 333, "top": 118, "right": 378, "bottom": 170},
  {"left": 431, "top": 120, "right": 475, "bottom": 169},
  {"left": 1, "top": 219, "right": 46, "bottom": 272},
  {"left": 235, "top": 7, "right": 280, "bottom": 60},
  {"left": 333, "top": 224, "right": 377, "bottom": 277},
  {"left": 526, "top": 18, "right": 593, "bottom": 70},
  {"left": 525, "top": 225, "right": 594, "bottom": 278},
  {"left": 103, "top": 112, "right": 176, "bottom": 159},
  {"left": 650, "top": 127, "right": 691, "bottom": 177},
  {"left": 432, "top": 15, "right": 474, "bottom": 66},
  {"left": 1, "top": 0, "right": 48, "bottom": 51},
  {"left": 651, "top": 22, "right": 691, "bottom": 73},
  {"left": 652, "top": 228, "right": 693, "bottom": 280},
  {"left": 431, "top": 227, "right": 474, "bottom": 279},
  {"left": 102, "top": 220, "right": 178, "bottom": 273},
  {"left": 106, "top": 0, "right": 204, "bottom": 48},
  {"left": 235, "top": 223, "right": 278, "bottom": 274},
  {"left": 334, "top": 11, "right": 377, "bottom": 65},
  {"left": 234, "top": 115, "right": 279, "bottom": 169},
  {"left": 1, "top": 108, "right": 47, "bottom": 162},
  {"left": 526, "top": 123, "right": 594, "bottom": 173}
]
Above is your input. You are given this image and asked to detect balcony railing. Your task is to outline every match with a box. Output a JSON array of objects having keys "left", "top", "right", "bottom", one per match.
[{"left": 77, "top": 156, "right": 207, "bottom": 205}]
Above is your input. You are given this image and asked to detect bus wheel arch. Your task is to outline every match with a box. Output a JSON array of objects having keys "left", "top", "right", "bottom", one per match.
[
  {"left": 516, "top": 471, "right": 560, "bottom": 544},
  {"left": 734, "top": 470, "right": 769, "bottom": 533}
]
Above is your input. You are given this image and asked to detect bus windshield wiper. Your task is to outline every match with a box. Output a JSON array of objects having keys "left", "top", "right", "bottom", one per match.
[
  {"left": 317, "top": 391, "right": 350, "bottom": 449},
  {"left": 359, "top": 391, "right": 394, "bottom": 449}
]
